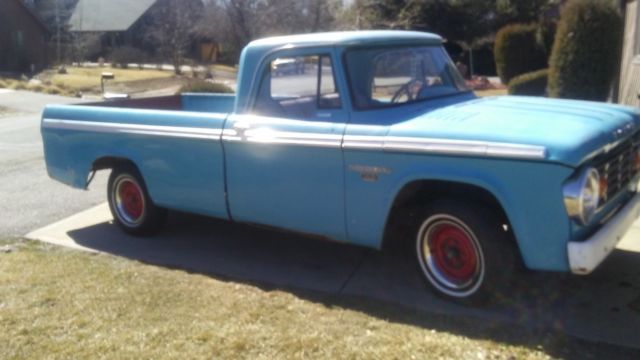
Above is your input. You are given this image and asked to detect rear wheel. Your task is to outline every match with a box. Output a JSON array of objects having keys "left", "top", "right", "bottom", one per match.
[
  {"left": 413, "top": 199, "right": 517, "bottom": 304},
  {"left": 107, "top": 165, "right": 166, "bottom": 236}
]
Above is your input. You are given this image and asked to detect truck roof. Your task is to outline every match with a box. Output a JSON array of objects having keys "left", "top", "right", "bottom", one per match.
[{"left": 247, "top": 30, "right": 443, "bottom": 50}]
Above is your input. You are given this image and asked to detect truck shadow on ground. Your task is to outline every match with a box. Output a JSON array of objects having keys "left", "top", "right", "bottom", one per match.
[{"left": 67, "top": 210, "right": 640, "bottom": 355}]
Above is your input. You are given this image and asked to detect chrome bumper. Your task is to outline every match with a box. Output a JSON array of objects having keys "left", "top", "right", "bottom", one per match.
[{"left": 568, "top": 192, "right": 640, "bottom": 274}]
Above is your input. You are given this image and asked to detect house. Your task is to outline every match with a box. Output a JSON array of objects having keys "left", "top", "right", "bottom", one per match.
[
  {"left": 0, "top": 0, "right": 50, "bottom": 73},
  {"left": 618, "top": 0, "right": 640, "bottom": 106},
  {"left": 68, "top": 0, "right": 157, "bottom": 51},
  {"left": 67, "top": 0, "right": 216, "bottom": 63}
]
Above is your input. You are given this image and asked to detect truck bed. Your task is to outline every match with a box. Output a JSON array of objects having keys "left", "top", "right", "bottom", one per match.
[
  {"left": 82, "top": 93, "right": 236, "bottom": 113},
  {"left": 41, "top": 93, "right": 235, "bottom": 220}
]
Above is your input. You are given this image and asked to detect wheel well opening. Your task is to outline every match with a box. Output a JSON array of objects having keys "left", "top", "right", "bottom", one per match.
[
  {"left": 382, "top": 180, "right": 514, "bottom": 251},
  {"left": 92, "top": 157, "right": 137, "bottom": 172}
]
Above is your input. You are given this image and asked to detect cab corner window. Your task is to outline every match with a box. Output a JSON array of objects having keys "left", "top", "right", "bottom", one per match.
[{"left": 254, "top": 54, "right": 342, "bottom": 119}]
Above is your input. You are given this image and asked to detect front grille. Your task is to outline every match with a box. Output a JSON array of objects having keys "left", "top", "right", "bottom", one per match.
[{"left": 595, "top": 131, "right": 640, "bottom": 203}]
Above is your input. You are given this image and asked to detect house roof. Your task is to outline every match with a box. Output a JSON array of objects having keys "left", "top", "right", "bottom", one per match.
[
  {"left": 14, "top": 0, "right": 51, "bottom": 34},
  {"left": 68, "top": 0, "right": 157, "bottom": 32}
]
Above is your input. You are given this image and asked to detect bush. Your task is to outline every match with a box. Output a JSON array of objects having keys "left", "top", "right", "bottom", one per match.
[
  {"left": 28, "top": 84, "right": 44, "bottom": 93},
  {"left": 178, "top": 81, "right": 234, "bottom": 94},
  {"left": 536, "top": 19, "right": 557, "bottom": 58},
  {"left": 44, "top": 87, "right": 62, "bottom": 95},
  {"left": 109, "top": 47, "right": 149, "bottom": 69},
  {"left": 508, "top": 69, "right": 549, "bottom": 96},
  {"left": 494, "top": 23, "right": 548, "bottom": 84},
  {"left": 548, "top": 0, "right": 623, "bottom": 101},
  {"left": 10, "top": 82, "right": 27, "bottom": 90}
]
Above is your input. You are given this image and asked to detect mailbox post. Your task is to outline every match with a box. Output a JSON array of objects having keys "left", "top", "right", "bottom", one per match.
[{"left": 101, "top": 72, "right": 114, "bottom": 94}]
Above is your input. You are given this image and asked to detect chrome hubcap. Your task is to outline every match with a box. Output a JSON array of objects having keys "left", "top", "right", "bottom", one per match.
[
  {"left": 113, "top": 175, "right": 145, "bottom": 227},
  {"left": 417, "top": 215, "right": 485, "bottom": 297}
]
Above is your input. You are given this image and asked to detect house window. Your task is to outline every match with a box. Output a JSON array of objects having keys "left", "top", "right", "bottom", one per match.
[{"left": 13, "top": 31, "right": 24, "bottom": 50}]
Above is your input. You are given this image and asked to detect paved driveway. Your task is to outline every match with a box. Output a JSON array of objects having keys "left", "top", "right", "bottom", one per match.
[{"left": 0, "top": 90, "right": 108, "bottom": 237}]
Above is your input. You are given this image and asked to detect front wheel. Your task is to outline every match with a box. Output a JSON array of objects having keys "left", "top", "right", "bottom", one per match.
[
  {"left": 414, "top": 200, "right": 517, "bottom": 305},
  {"left": 107, "top": 165, "right": 166, "bottom": 236}
]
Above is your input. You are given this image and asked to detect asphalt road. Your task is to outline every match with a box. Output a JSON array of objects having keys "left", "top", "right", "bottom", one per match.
[{"left": 0, "top": 90, "right": 108, "bottom": 237}]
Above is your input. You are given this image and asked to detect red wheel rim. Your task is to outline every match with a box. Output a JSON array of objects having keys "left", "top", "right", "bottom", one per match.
[
  {"left": 118, "top": 180, "right": 144, "bottom": 220},
  {"left": 428, "top": 223, "right": 478, "bottom": 284}
]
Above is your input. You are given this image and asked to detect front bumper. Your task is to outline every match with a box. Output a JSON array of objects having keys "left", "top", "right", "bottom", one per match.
[{"left": 568, "top": 192, "right": 640, "bottom": 274}]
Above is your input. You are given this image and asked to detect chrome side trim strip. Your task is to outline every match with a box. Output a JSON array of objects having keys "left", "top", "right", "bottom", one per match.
[
  {"left": 242, "top": 128, "right": 342, "bottom": 147},
  {"left": 42, "top": 118, "right": 222, "bottom": 140},
  {"left": 344, "top": 135, "right": 547, "bottom": 160},
  {"left": 342, "top": 135, "right": 385, "bottom": 150},
  {"left": 43, "top": 118, "right": 546, "bottom": 159}
]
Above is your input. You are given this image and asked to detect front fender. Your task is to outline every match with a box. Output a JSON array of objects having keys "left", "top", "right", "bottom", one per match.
[{"left": 343, "top": 151, "right": 575, "bottom": 271}]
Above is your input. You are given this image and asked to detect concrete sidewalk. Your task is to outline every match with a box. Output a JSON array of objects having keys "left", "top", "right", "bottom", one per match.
[{"left": 27, "top": 203, "right": 640, "bottom": 349}]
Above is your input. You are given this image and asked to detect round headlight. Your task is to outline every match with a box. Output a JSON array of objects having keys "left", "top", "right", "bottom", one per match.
[{"left": 563, "top": 167, "right": 600, "bottom": 225}]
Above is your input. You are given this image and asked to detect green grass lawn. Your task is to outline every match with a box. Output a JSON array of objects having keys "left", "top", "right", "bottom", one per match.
[{"left": 0, "top": 238, "right": 633, "bottom": 359}]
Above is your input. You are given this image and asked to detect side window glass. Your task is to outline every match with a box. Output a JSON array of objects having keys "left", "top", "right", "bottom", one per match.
[
  {"left": 271, "top": 56, "right": 315, "bottom": 98},
  {"left": 254, "top": 54, "right": 341, "bottom": 119}
]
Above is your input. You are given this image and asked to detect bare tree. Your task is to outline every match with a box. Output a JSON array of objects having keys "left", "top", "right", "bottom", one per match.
[
  {"left": 145, "top": 0, "right": 203, "bottom": 75},
  {"left": 33, "top": 0, "right": 78, "bottom": 64},
  {"left": 212, "top": 0, "right": 339, "bottom": 62}
]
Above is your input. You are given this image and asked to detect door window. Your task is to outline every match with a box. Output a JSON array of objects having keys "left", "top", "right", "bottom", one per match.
[{"left": 254, "top": 54, "right": 342, "bottom": 119}]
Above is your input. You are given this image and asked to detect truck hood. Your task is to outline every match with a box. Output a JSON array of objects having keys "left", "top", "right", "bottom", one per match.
[{"left": 388, "top": 96, "right": 640, "bottom": 167}]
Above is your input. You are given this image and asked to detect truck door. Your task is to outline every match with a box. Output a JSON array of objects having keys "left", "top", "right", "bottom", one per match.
[{"left": 223, "top": 49, "right": 348, "bottom": 240}]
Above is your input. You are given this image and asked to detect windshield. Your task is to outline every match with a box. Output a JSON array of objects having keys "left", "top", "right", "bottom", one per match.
[{"left": 345, "top": 46, "right": 469, "bottom": 110}]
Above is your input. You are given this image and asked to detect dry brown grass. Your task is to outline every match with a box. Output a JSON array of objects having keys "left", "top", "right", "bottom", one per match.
[
  {"left": 0, "top": 239, "right": 634, "bottom": 359},
  {"left": 475, "top": 89, "right": 508, "bottom": 97},
  {"left": 0, "top": 66, "right": 174, "bottom": 98},
  {"left": 47, "top": 67, "right": 172, "bottom": 92},
  {"left": 0, "top": 78, "right": 76, "bottom": 97},
  {"left": 211, "top": 64, "right": 238, "bottom": 74}
]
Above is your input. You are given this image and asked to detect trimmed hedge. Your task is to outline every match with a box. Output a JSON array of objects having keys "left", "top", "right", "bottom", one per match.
[
  {"left": 178, "top": 81, "right": 234, "bottom": 94},
  {"left": 494, "top": 24, "right": 548, "bottom": 84},
  {"left": 536, "top": 19, "right": 557, "bottom": 58},
  {"left": 508, "top": 69, "right": 549, "bottom": 96},
  {"left": 548, "top": 0, "right": 623, "bottom": 101}
]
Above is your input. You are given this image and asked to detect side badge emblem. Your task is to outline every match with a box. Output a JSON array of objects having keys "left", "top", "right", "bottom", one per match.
[{"left": 348, "top": 165, "right": 392, "bottom": 182}]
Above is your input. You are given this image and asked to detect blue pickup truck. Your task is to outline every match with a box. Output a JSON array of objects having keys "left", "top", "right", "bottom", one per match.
[{"left": 41, "top": 31, "right": 640, "bottom": 303}]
